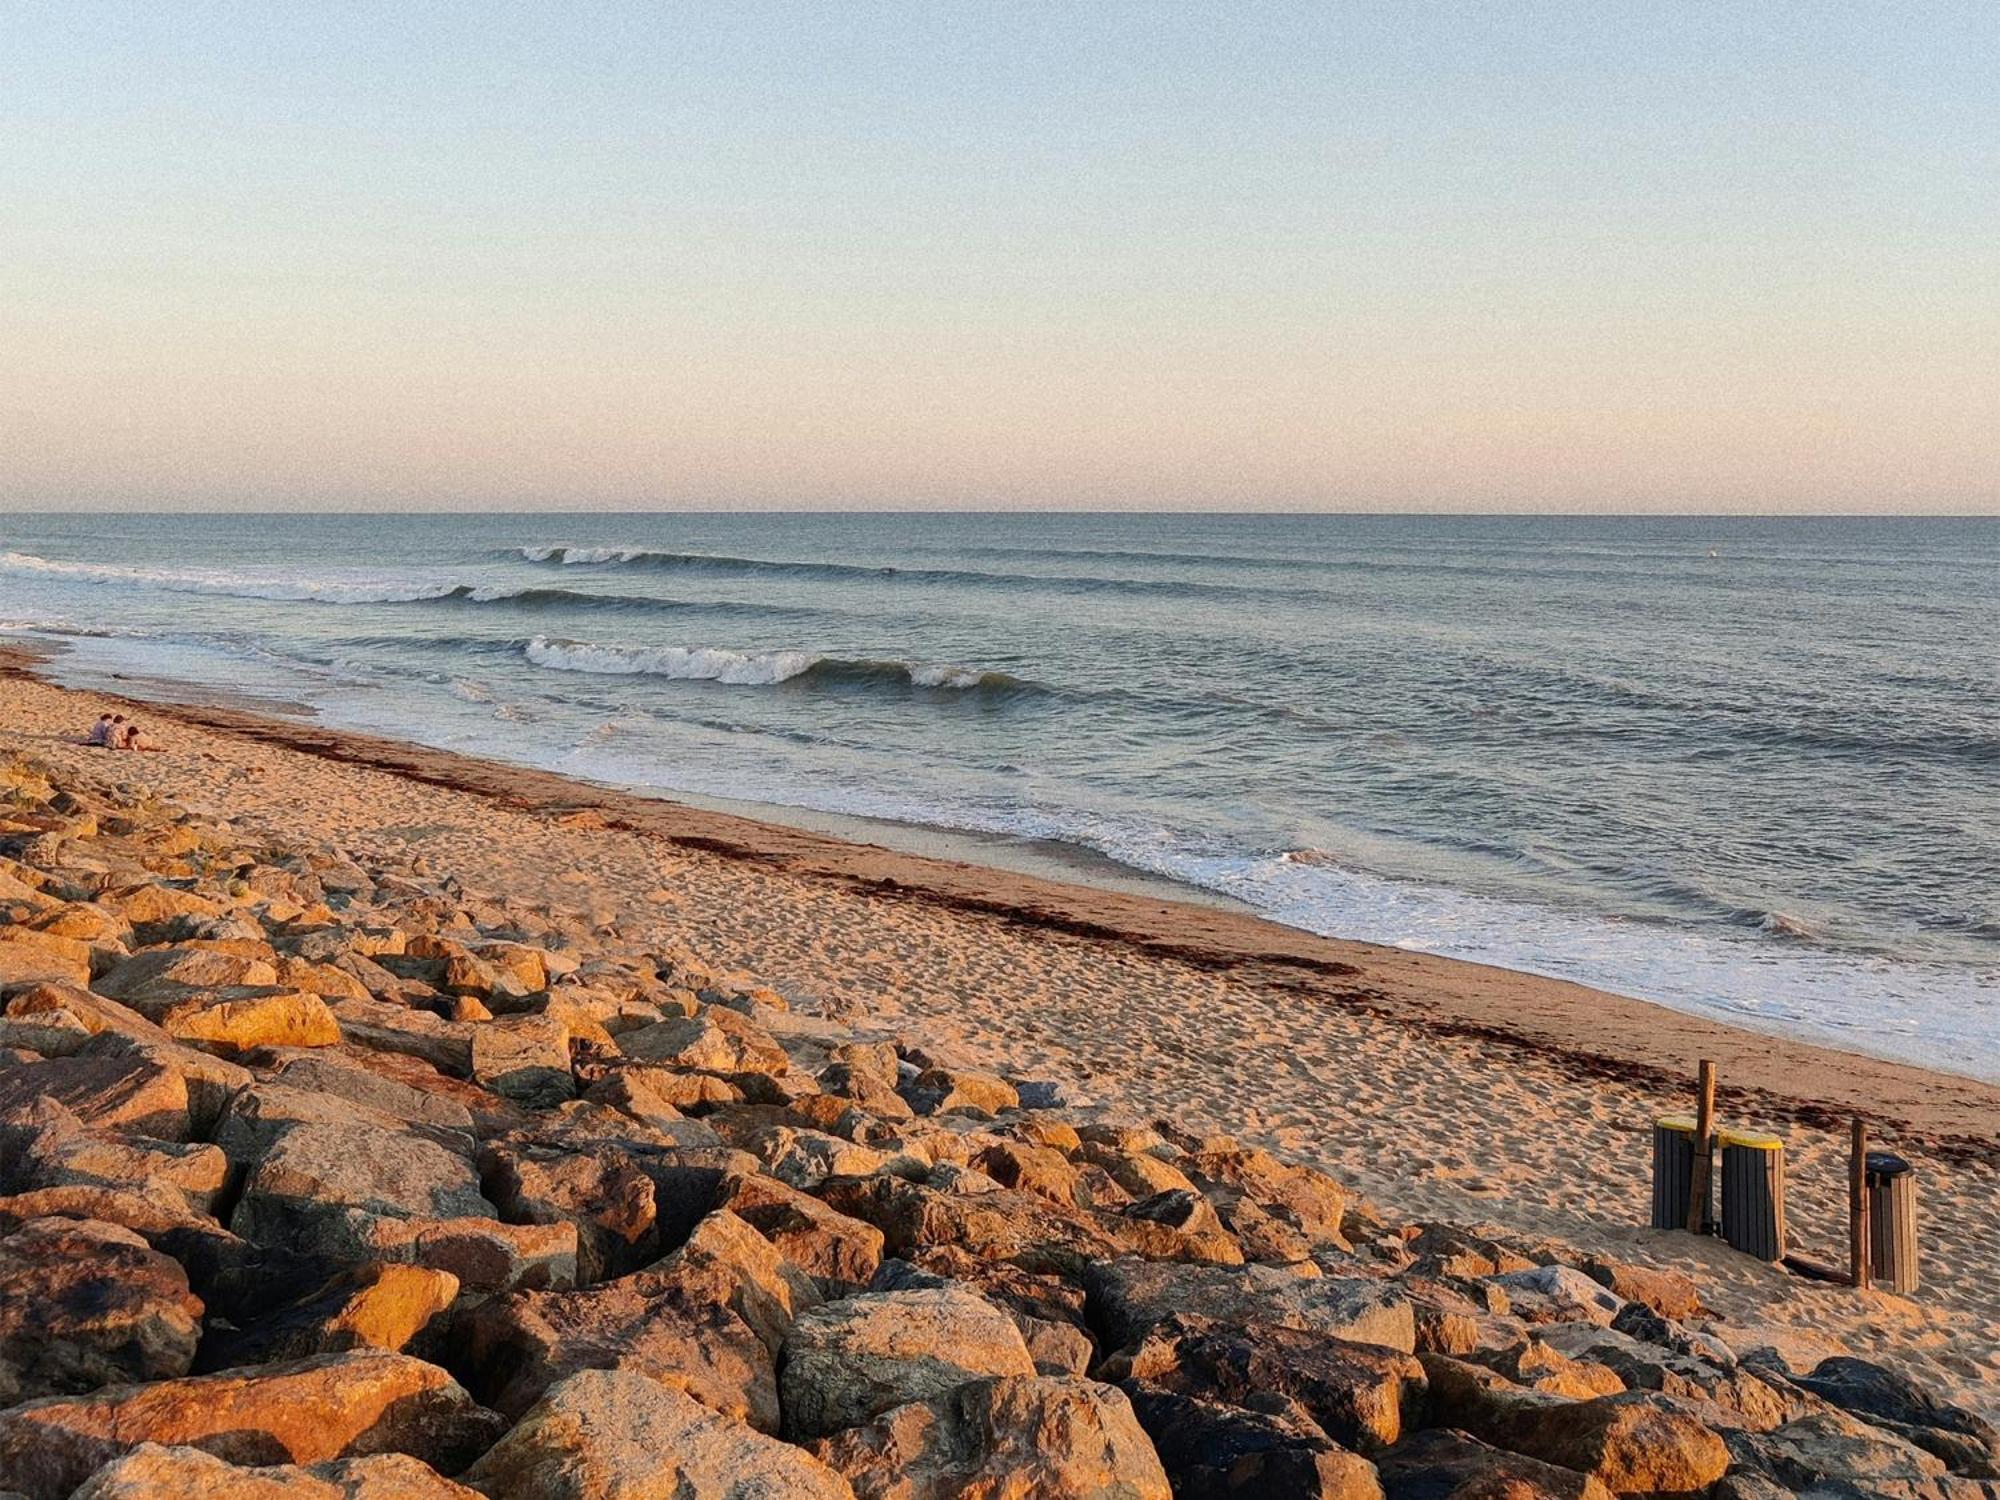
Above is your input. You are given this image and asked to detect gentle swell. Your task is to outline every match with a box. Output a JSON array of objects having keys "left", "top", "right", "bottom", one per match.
[
  {"left": 0, "top": 551, "right": 473, "bottom": 605},
  {"left": 522, "top": 635, "right": 1028, "bottom": 694},
  {"left": 513, "top": 545, "right": 1273, "bottom": 601}
]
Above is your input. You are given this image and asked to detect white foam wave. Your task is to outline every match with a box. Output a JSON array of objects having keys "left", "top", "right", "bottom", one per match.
[
  {"left": 909, "top": 663, "right": 988, "bottom": 689},
  {"left": 518, "top": 546, "right": 647, "bottom": 565},
  {"left": 524, "top": 636, "right": 820, "bottom": 685},
  {"left": 0, "top": 550, "right": 463, "bottom": 605}
]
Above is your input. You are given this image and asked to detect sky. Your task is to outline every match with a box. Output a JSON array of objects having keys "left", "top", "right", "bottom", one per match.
[{"left": 2, "top": 2, "right": 1995, "bottom": 513}]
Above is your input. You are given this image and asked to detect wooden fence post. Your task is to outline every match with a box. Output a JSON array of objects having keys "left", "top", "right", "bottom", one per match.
[
  {"left": 1850, "top": 1118, "right": 1870, "bottom": 1290},
  {"left": 1686, "top": 1060, "right": 1716, "bottom": 1233}
]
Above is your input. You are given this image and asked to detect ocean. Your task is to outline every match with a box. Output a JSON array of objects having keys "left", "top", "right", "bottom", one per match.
[{"left": 4, "top": 512, "right": 1994, "bottom": 1079}]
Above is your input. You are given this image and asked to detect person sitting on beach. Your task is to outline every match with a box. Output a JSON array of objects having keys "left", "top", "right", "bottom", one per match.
[
  {"left": 123, "top": 721, "right": 163, "bottom": 752},
  {"left": 86, "top": 712, "right": 115, "bottom": 746},
  {"left": 107, "top": 714, "right": 131, "bottom": 747}
]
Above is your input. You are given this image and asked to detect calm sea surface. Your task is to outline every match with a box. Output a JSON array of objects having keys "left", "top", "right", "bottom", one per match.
[{"left": 4, "top": 513, "right": 1995, "bottom": 1077}]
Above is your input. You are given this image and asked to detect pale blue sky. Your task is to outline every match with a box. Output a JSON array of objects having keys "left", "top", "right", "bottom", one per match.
[{"left": 3, "top": 2, "right": 1995, "bottom": 511}]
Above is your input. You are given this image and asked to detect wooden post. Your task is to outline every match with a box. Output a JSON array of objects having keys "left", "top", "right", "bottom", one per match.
[
  {"left": 1686, "top": 1060, "right": 1716, "bottom": 1233},
  {"left": 1849, "top": 1119, "right": 1870, "bottom": 1290}
]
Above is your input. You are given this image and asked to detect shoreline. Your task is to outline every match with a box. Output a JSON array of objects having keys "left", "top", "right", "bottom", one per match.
[
  {"left": 6, "top": 641, "right": 1995, "bottom": 1152},
  {"left": 6, "top": 641, "right": 1999, "bottom": 1415}
]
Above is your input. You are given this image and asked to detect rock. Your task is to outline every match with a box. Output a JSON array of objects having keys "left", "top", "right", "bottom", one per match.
[
  {"left": 458, "top": 1368, "right": 855, "bottom": 1499},
  {"left": 1108, "top": 1314, "right": 1425, "bottom": 1455},
  {"left": 469, "top": 1014, "right": 574, "bottom": 1106},
  {"left": 159, "top": 988, "right": 342, "bottom": 1053},
  {"left": 68, "top": 1445, "right": 483, "bottom": 1498},
  {"left": 1539, "top": 1322, "right": 1788, "bottom": 1428},
  {"left": 93, "top": 946, "right": 279, "bottom": 1010},
  {"left": 0, "top": 926, "right": 92, "bottom": 988},
  {"left": 1087, "top": 1259, "right": 1413, "bottom": 1354},
  {"left": 326, "top": 997, "right": 475, "bottom": 1076},
  {"left": 229, "top": 1118, "right": 492, "bottom": 1258},
  {"left": 1797, "top": 1355, "right": 2000, "bottom": 1455},
  {"left": 1578, "top": 1255, "right": 1704, "bottom": 1320},
  {"left": 1420, "top": 1356, "right": 1729, "bottom": 1495},
  {"left": 745, "top": 1125, "right": 895, "bottom": 1190},
  {"left": 264, "top": 1051, "right": 477, "bottom": 1137},
  {"left": 338, "top": 1213, "right": 576, "bottom": 1297},
  {"left": 972, "top": 1140, "right": 1089, "bottom": 1207},
  {"left": 815, "top": 1374, "right": 1173, "bottom": 1500},
  {"left": 1726, "top": 1408, "right": 1956, "bottom": 1496},
  {"left": 79, "top": 1030, "right": 254, "bottom": 1134},
  {"left": 462, "top": 1218, "right": 787, "bottom": 1426},
  {"left": 0, "top": 1052, "right": 190, "bottom": 1140},
  {"left": 194, "top": 1263, "right": 458, "bottom": 1370},
  {"left": 0, "top": 1351, "right": 504, "bottom": 1500},
  {"left": 780, "top": 1285, "right": 1038, "bottom": 1439},
  {"left": 1, "top": 1099, "right": 227, "bottom": 1215},
  {"left": 620, "top": 1011, "right": 788, "bottom": 1076},
  {"left": 1125, "top": 1381, "right": 1383, "bottom": 1499},
  {"left": 1468, "top": 1336, "right": 1626, "bottom": 1401},
  {"left": 1078, "top": 1141, "right": 1197, "bottom": 1199},
  {"left": 1176, "top": 1152, "right": 1352, "bottom": 1256},
  {"left": 1374, "top": 1429, "right": 1613, "bottom": 1499},
  {"left": 479, "top": 1138, "right": 661, "bottom": 1284},
  {"left": 900, "top": 1065, "right": 1019, "bottom": 1117},
  {"left": 815, "top": 1173, "right": 1127, "bottom": 1279},
  {"left": 0, "top": 1217, "right": 203, "bottom": 1402},
  {"left": 1488, "top": 1264, "right": 1628, "bottom": 1327},
  {"left": 714, "top": 1172, "right": 886, "bottom": 1292},
  {"left": 68, "top": 1443, "right": 343, "bottom": 1499}
]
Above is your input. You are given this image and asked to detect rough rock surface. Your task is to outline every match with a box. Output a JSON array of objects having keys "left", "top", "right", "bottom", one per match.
[
  {"left": 814, "top": 1375, "right": 1174, "bottom": 1500},
  {"left": 459, "top": 1368, "right": 855, "bottom": 1499},
  {"left": 780, "top": 1285, "right": 1037, "bottom": 1439}
]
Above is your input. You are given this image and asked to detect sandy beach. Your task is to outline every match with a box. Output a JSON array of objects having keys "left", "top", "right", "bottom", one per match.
[{"left": 4, "top": 645, "right": 1996, "bottom": 1422}]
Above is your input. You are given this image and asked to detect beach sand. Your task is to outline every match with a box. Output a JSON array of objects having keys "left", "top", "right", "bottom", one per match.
[{"left": 5, "top": 646, "right": 1996, "bottom": 1416}]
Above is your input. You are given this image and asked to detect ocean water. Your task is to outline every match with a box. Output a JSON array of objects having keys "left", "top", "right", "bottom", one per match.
[{"left": 4, "top": 513, "right": 1995, "bottom": 1079}]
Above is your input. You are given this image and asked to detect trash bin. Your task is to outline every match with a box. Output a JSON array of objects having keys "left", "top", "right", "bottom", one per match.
[
  {"left": 1866, "top": 1151, "right": 1919, "bottom": 1294},
  {"left": 1720, "top": 1127, "right": 1786, "bottom": 1262},
  {"left": 1651, "top": 1114, "right": 1701, "bottom": 1231}
]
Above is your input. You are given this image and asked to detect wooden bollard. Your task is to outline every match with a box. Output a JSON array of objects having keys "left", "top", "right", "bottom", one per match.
[
  {"left": 1720, "top": 1127, "right": 1787, "bottom": 1262},
  {"left": 1866, "top": 1152, "right": 1920, "bottom": 1294},
  {"left": 1849, "top": 1119, "right": 1870, "bottom": 1290},
  {"left": 1686, "top": 1060, "right": 1717, "bottom": 1233},
  {"left": 1651, "top": 1115, "right": 1700, "bottom": 1231}
]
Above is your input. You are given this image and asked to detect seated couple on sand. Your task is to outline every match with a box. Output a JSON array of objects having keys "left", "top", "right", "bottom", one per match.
[{"left": 85, "top": 712, "right": 163, "bottom": 752}]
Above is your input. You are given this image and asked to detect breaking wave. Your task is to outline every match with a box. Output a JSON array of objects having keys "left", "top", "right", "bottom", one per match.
[{"left": 522, "top": 635, "right": 1027, "bottom": 694}]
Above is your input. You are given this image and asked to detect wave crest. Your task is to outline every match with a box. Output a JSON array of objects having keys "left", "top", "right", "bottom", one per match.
[
  {"left": 522, "top": 635, "right": 1023, "bottom": 693},
  {"left": 1, "top": 550, "right": 467, "bottom": 605}
]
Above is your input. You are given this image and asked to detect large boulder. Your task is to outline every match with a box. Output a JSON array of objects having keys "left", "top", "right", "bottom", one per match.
[
  {"left": 458, "top": 1368, "right": 855, "bottom": 1499},
  {"left": 1538, "top": 1323, "right": 1787, "bottom": 1429},
  {"left": 1374, "top": 1429, "right": 1613, "bottom": 1499},
  {"left": 479, "top": 1138, "right": 662, "bottom": 1284},
  {"left": 1086, "top": 1259, "right": 1413, "bottom": 1354},
  {"left": 469, "top": 1014, "right": 574, "bottom": 1107},
  {"left": 1796, "top": 1354, "right": 2000, "bottom": 1466},
  {"left": 815, "top": 1374, "right": 1173, "bottom": 1500},
  {"left": 1420, "top": 1356, "right": 1729, "bottom": 1495},
  {"left": 1124, "top": 1382, "right": 1383, "bottom": 1499},
  {"left": 462, "top": 1216, "right": 792, "bottom": 1426},
  {"left": 1107, "top": 1314, "right": 1425, "bottom": 1455},
  {"left": 229, "top": 1118, "right": 493, "bottom": 1260},
  {"left": 714, "top": 1172, "right": 886, "bottom": 1292},
  {"left": 0, "top": 1351, "right": 504, "bottom": 1500},
  {"left": 68, "top": 1444, "right": 481, "bottom": 1498},
  {"left": 779, "top": 1286, "right": 1037, "bottom": 1440},
  {"left": 0, "top": 1217, "right": 203, "bottom": 1402},
  {"left": 1725, "top": 1408, "right": 1956, "bottom": 1496},
  {"left": 0, "top": 1052, "right": 190, "bottom": 1140},
  {"left": 194, "top": 1263, "right": 458, "bottom": 1370}
]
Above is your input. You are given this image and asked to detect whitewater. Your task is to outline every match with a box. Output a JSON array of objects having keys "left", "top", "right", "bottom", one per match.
[{"left": 3, "top": 512, "right": 1995, "bottom": 1079}]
